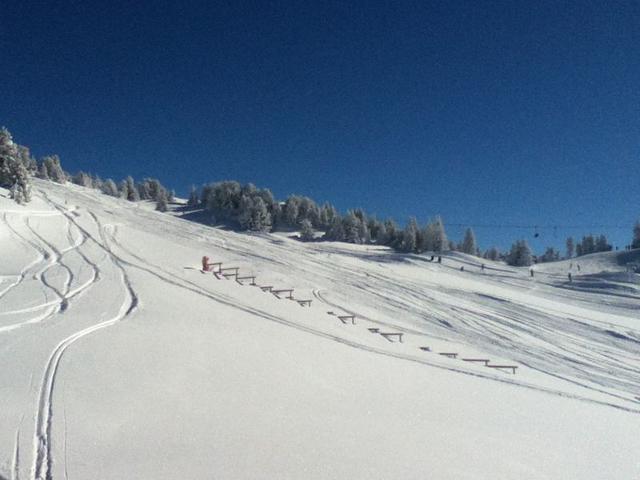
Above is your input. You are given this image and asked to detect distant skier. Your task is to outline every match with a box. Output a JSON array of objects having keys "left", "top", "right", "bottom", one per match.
[
  {"left": 577, "top": 264, "right": 581, "bottom": 272},
  {"left": 481, "top": 263, "right": 485, "bottom": 271},
  {"left": 460, "top": 266, "right": 464, "bottom": 272},
  {"left": 568, "top": 272, "right": 572, "bottom": 282},
  {"left": 438, "top": 256, "right": 442, "bottom": 264},
  {"left": 530, "top": 269, "right": 534, "bottom": 278}
]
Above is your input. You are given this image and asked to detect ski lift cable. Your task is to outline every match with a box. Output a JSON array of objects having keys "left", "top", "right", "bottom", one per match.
[{"left": 444, "top": 223, "right": 630, "bottom": 230}]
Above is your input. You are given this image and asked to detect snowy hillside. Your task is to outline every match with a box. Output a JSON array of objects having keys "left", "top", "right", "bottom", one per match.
[{"left": 1, "top": 179, "right": 639, "bottom": 480}]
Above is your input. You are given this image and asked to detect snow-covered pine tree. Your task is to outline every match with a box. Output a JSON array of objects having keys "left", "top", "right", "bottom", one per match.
[
  {"left": 324, "top": 215, "right": 345, "bottom": 241},
  {"left": 92, "top": 175, "right": 104, "bottom": 191},
  {"left": 42, "top": 155, "right": 66, "bottom": 183},
  {"left": 283, "top": 195, "right": 301, "bottom": 227},
  {"left": 298, "top": 197, "right": 320, "bottom": 227},
  {"left": 0, "top": 127, "right": 32, "bottom": 204},
  {"left": 300, "top": 219, "right": 315, "bottom": 241},
  {"left": 383, "top": 219, "right": 399, "bottom": 247},
  {"left": 187, "top": 185, "right": 199, "bottom": 207},
  {"left": 358, "top": 217, "right": 371, "bottom": 243},
  {"left": 506, "top": 240, "right": 533, "bottom": 266},
  {"left": 72, "top": 171, "right": 93, "bottom": 188},
  {"left": 17, "top": 145, "right": 37, "bottom": 172},
  {"left": 101, "top": 179, "right": 119, "bottom": 197},
  {"left": 400, "top": 217, "right": 419, "bottom": 253},
  {"left": 374, "top": 220, "right": 387, "bottom": 244},
  {"left": 37, "top": 161, "right": 49, "bottom": 179},
  {"left": 319, "top": 202, "right": 338, "bottom": 229},
  {"left": 156, "top": 188, "right": 168, "bottom": 212},
  {"left": 121, "top": 176, "right": 140, "bottom": 201},
  {"left": 461, "top": 227, "right": 477, "bottom": 255},
  {"left": 238, "top": 196, "right": 271, "bottom": 231},
  {"left": 432, "top": 216, "right": 448, "bottom": 252},
  {"left": 136, "top": 181, "right": 151, "bottom": 200},
  {"left": 342, "top": 211, "right": 361, "bottom": 243}
]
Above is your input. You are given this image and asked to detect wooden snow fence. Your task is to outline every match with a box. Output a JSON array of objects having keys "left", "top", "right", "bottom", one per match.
[
  {"left": 338, "top": 314, "right": 356, "bottom": 325},
  {"left": 207, "top": 262, "right": 223, "bottom": 274},
  {"left": 220, "top": 267, "right": 239, "bottom": 280},
  {"left": 487, "top": 364, "right": 518, "bottom": 374},
  {"left": 368, "top": 328, "right": 403, "bottom": 342},
  {"left": 438, "top": 352, "right": 458, "bottom": 358},
  {"left": 380, "top": 332, "right": 403, "bottom": 343},
  {"left": 271, "top": 289, "right": 294, "bottom": 300},
  {"left": 236, "top": 275, "right": 256, "bottom": 286},
  {"left": 461, "top": 358, "right": 490, "bottom": 366}
]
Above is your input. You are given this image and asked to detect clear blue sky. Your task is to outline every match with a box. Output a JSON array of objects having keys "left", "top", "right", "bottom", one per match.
[{"left": 2, "top": 1, "right": 639, "bottom": 252}]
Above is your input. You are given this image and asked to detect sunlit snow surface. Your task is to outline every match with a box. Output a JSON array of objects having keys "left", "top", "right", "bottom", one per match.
[{"left": 1, "top": 179, "right": 639, "bottom": 479}]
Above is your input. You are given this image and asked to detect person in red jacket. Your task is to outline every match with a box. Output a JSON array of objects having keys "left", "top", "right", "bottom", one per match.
[{"left": 202, "top": 256, "right": 212, "bottom": 271}]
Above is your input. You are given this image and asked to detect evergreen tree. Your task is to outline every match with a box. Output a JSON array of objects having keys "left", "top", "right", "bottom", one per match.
[
  {"left": 204, "top": 181, "right": 242, "bottom": 219},
  {"left": 319, "top": 202, "right": 338, "bottom": 229},
  {"left": 283, "top": 195, "right": 301, "bottom": 227},
  {"left": 374, "top": 220, "right": 387, "bottom": 244},
  {"left": 156, "top": 188, "right": 168, "bottom": 212},
  {"left": 461, "top": 228, "right": 477, "bottom": 255},
  {"left": 324, "top": 215, "right": 345, "bottom": 241},
  {"left": 300, "top": 219, "right": 315, "bottom": 241},
  {"left": 137, "top": 181, "right": 151, "bottom": 200},
  {"left": 342, "top": 211, "right": 361, "bottom": 243},
  {"left": 507, "top": 240, "right": 533, "bottom": 266},
  {"left": 432, "top": 216, "right": 448, "bottom": 252},
  {"left": 92, "top": 175, "right": 104, "bottom": 191},
  {"left": 484, "top": 246, "right": 500, "bottom": 261},
  {"left": 596, "top": 235, "right": 611, "bottom": 252},
  {"left": 238, "top": 196, "right": 271, "bottom": 231},
  {"left": 400, "top": 217, "right": 418, "bottom": 252},
  {"left": 37, "top": 161, "right": 49, "bottom": 180},
  {"left": 566, "top": 237, "right": 575, "bottom": 258},
  {"left": 383, "top": 219, "right": 399, "bottom": 247},
  {"left": 101, "top": 179, "right": 119, "bottom": 197},
  {"left": 633, "top": 221, "right": 640, "bottom": 249},
  {"left": 358, "top": 218, "right": 371, "bottom": 243},
  {"left": 17, "top": 145, "right": 37, "bottom": 172},
  {"left": 121, "top": 176, "right": 140, "bottom": 201},
  {"left": 0, "top": 127, "right": 32, "bottom": 204},
  {"left": 539, "top": 247, "right": 560, "bottom": 263},
  {"left": 72, "top": 171, "right": 93, "bottom": 188},
  {"left": 42, "top": 155, "right": 65, "bottom": 183},
  {"left": 187, "top": 185, "right": 199, "bottom": 207}
]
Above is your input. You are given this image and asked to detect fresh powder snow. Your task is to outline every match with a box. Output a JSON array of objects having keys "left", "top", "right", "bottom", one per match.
[{"left": 1, "top": 179, "right": 639, "bottom": 479}]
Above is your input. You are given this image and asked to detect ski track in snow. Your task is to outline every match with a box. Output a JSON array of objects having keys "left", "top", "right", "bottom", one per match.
[
  {"left": 71, "top": 184, "right": 638, "bottom": 412},
  {"left": 0, "top": 209, "right": 99, "bottom": 334},
  {"left": 97, "top": 214, "right": 640, "bottom": 414},
  {"left": 2, "top": 185, "right": 637, "bottom": 480},
  {"left": 0, "top": 214, "right": 47, "bottom": 300},
  {"left": 28, "top": 192, "right": 137, "bottom": 480}
]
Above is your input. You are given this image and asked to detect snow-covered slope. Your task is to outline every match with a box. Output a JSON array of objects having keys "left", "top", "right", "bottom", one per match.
[{"left": 1, "top": 180, "right": 639, "bottom": 480}]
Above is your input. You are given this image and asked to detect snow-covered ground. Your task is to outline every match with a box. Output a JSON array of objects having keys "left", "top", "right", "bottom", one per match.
[{"left": 1, "top": 179, "right": 639, "bottom": 480}]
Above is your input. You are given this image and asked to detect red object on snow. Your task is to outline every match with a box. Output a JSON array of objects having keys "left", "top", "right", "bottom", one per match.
[{"left": 202, "top": 256, "right": 210, "bottom": 271}]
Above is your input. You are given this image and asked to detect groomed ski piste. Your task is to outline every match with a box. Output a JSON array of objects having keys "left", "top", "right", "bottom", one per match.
[{"left": 1, "top": 179, "right": 639, "bottom": 480}]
